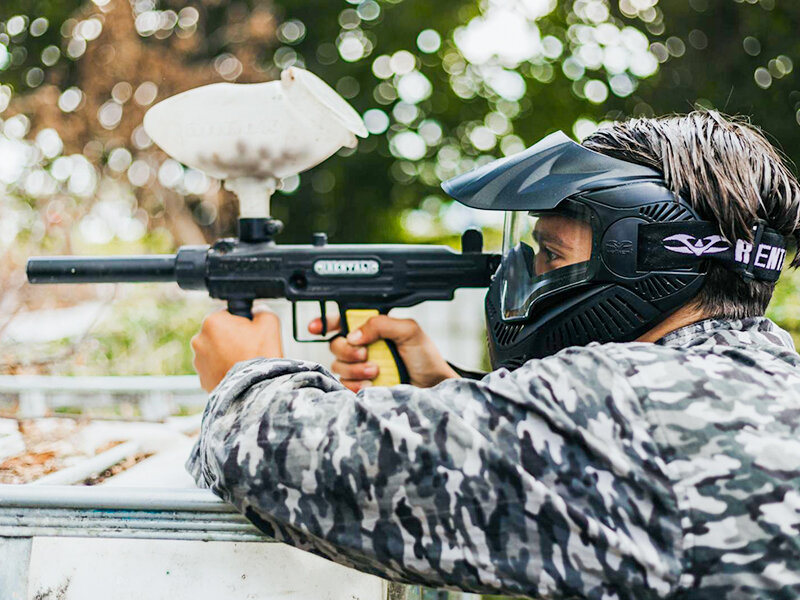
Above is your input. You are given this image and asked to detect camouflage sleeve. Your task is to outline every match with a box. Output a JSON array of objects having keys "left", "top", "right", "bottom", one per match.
[{"left": 187, "top": 350, "right": 683, "bottom": 599}]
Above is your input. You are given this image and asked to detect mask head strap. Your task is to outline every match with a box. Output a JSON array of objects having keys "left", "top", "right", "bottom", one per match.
[{"left": 638, "top": 221, "right": 787, "bottom": 283}]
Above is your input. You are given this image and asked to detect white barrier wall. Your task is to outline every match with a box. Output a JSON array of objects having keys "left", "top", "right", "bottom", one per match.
[{"left": 24, "top": 538, "right": 388, "bottom": 600}]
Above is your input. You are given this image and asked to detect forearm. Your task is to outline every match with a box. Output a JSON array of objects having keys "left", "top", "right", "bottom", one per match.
[
  {"left": 188, "top": 357, "right": 489, "bottom": 588},
  {"left": 188, "top": 354, "right": 682, "bottom": 598}
]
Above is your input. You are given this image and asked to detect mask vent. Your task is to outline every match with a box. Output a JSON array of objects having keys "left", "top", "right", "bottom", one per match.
[
  {"left": 634, "top": 273, "right": 697, "bottom": 301},
  {"left": 493, "top": 317, "right": 524, "bottom": 346},
  {"left": 543, "top": 290, "right": 647, "bottom": 351},
  {"left": 638, "top": 202, "right": 694, "bottom": 222},
  {"left": 487, "top": 295, "right": 524, "bottom": 346}
]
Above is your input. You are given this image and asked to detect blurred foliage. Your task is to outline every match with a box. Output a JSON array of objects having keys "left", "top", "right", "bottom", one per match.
[
  {"left": 768, "top": 267, "right": 800, "bottom": 349},
  {"left": 0, "top": 0, "right": 799, "bottom": 373},
  {"left": 75, "top": 287, "right": 212, "bottom": 375},
  {"left": 2, "top": 286, "right": 213, "bottom": 375},
  {"left": 1, "top": 0, "right": 798, "bottom": 244}
]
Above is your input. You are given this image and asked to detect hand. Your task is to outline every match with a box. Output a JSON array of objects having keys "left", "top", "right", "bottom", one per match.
[
  {"left": 192, "top": 310, "right": 283, "bottom": 392},
  {"left": 308, "top": 314, "right": 458, "bottom": 392}
]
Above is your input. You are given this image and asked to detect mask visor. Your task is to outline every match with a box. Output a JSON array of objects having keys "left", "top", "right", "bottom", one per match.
[{"left": 500, "top": 205, "right": 595, "bottom": 321}]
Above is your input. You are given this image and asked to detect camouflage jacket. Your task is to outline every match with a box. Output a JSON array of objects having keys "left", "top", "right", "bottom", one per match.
[{"left": 187, "top": 317, "right": 800, "bottom": 599}]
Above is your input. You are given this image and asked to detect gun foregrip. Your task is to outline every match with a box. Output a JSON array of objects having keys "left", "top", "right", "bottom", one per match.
[
  {"left": 343, "top": 309, "right": 409, "bottom": 386},
  {"left": 227, "top": 299, "right": 253, "bottom": 319}
]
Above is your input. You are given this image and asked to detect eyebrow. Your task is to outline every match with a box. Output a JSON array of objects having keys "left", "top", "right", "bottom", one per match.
[{"left": 532, "top": 228, "right": 573, "bottom": 250}]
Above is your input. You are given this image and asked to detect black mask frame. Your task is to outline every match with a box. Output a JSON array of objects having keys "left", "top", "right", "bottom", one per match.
[{"left": 443, "top": 131, "right": 787, "bottom": 369}]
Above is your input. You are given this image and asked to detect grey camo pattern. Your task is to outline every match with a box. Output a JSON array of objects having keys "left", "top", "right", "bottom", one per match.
[{"left": 187, "top": 317, "right": 800, "bottom": 599}]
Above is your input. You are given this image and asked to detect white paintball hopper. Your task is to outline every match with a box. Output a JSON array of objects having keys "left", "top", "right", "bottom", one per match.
[{"left": 143, "top": 67, "right": 368, "bottom": 218}]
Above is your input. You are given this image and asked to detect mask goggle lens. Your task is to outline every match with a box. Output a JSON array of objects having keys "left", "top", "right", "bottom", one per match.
[{"left": 500, "top": 206, "right": 595, "bottom": 321}]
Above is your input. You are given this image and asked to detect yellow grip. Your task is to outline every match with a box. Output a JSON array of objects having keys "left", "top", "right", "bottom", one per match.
[{"left": 344, "top": 309, "right": 402, "bottom": 387}]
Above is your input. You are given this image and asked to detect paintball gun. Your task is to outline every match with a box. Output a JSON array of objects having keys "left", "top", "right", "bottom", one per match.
[{"left": 26, "top": 67, "right": 501, "bottom": 386}]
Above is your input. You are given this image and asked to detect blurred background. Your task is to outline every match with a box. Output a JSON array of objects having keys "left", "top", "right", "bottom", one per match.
[{"left": 0, "top": 0, "right": 799, "bottom": 375}]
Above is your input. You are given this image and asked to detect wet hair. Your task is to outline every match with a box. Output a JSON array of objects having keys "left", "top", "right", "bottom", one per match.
[{"left": 582, "top": 111, "right": 800, "bottom": 319}]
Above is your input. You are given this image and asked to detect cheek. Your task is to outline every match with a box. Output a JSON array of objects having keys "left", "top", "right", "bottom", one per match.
[
  {"left": 573, "top": 238, "right": 593, "bottom": 263},
  {"left": 534, "top": 254, "right": 551, "bottom": 275},
  {"left": 579, "top": 229, "right": 593, "bottom": 261}
]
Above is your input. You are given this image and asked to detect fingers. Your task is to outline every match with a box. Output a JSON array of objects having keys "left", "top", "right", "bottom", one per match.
[
  {"left": 307, "top": 315, "right": 341, "bottom": 335},
  {"left": 330, "top": 336, "right": 368, "bottom": 362},
  {"left": 346, "top": 315, "right": 421, "bottom": 346},
  {"left": 329, "top": 329, "right": 376, "bottom": 394}
]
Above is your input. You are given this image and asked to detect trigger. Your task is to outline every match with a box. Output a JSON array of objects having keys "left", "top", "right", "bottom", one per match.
[{"left": 320, "top": 302, "right": 327, "bottom": 336}]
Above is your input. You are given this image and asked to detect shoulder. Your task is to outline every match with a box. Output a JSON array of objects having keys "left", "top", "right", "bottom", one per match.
[
  {"left": 486, "top": 343, "right": 650, "bottom": 412},
  {"left": 501, "top": 341, "right": 692, "bottom": 409},
  {"left": 526, "top": 340, "right": 681, "bottom": 376}
]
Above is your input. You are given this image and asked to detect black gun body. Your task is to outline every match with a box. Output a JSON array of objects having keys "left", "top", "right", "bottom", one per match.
[
  {"left": 205, "top": 243, "right": 495, "bottom": 308},
  {"left": 28, "top": 234, "right": 500, "bottom": 385},
  {"left": 29, "top": 240, "right": 498, "bottom": 309}
]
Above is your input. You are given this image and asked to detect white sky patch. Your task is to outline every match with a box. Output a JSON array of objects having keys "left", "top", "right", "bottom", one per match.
[
  {"left": 603, "top": 45, "right": 630, "bottom": 73},
  {"left": 58, "top": 87, "right": 83, "bottom": 113},
  {"left": 107, "top": 147, "right": 133, "bottom": 173},
  {"left": 455, "top": 7, "right": 543, "bottom": 67},
  {"left": 363, "top": 109, "right": 389, "bottom": 134},
  {"left": 0, "top": 138, "right": 31, "bottom": 184},
  {"left": 67, "top": 155, "right": 97, "bottom": 197},
  {"left": 35, "top": 128, "right": 63, "bottom": 159},
  {"left": 508, "top": 0, "right": 558, "bottom": 21},
  {"left": 337, "top": 34, "right": 365, "bottom": 62},
  {"left": 629, "top": 51, "right": 659, "bottom": 77},
  {"left": 441, "top": 200, "right": 504, "bottom": 233},
  {"left": 390, "top": 50, "right": 416, "bottom": 75},
  {"left": 416, "top": 29, "right": 441, "bottom": 54},
  {"left": 418, "top": 120, "right": 443, "bottom": 145},
  {"left": 127, "top": 160, "right": 152, "bottom": 187},
  {"left": 4, "top": 114, "right": 30, "bottom": 139},
  {"left": 402, "top": 209, "right": 436, "bottom": 238},
  {"left": 157, "top": 158, "right": 183, "bottom": 189},
  {"left": 390, "top": 131, "right": 427, "bottom": 161},
  {"left": 0, "top": 44, "right": 10, "bottom": 71},
  {"left": 396, "top": 71, "right": 432, "bottom": 104},
  {"left": 483, "top": 67, "right": 527, "bottom": 101},
  {"left": 573, "top": 118, "right": 599, "bottom": 140},
  {"left": 23, "top": 169, "right": 57, "bottom": 197},
  {"left": 469, "top": 126, "right": 496, "bottom": 151},
  {"left": 584, "top": 79, "right": 609, "bottom": 103}
]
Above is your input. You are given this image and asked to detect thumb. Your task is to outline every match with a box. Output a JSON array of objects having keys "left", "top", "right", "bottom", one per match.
[{"left": 346, "top": 315, "right": 420, "bottom": 346}]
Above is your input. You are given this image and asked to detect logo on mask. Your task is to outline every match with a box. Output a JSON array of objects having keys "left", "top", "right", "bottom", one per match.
[
  {"left": 662, "top": 234, "right": 729, "bottom": 256},
  {"left": 604, "top": 240, "right": 633, "bottom": 255}
]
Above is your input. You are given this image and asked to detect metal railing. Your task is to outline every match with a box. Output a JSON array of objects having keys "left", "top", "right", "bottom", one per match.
[
  {"left": 0, "top": 373, "right": 481, "bottom": 600},
  {"left": 0, "top": 484, "right": 265, "bottom": 542},
  {"left": 0, "top": 374, "right": 206, "bottom": 420}
]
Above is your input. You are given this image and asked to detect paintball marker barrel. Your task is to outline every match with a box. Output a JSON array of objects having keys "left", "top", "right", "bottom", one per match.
[{"left": 27, "top": 255, "right": 179, "bottom": 284}]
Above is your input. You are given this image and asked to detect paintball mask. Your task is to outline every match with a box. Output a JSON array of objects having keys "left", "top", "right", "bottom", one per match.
[{"left": 443, "top": 131, "right": 788, "bottom": 370}]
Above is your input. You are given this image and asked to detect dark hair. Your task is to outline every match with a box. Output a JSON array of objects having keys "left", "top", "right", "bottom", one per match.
[{"left": 582, "top": 112, "right": 800, "bottom": 319}]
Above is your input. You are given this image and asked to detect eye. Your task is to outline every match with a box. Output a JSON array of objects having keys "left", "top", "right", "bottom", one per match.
[{"left": 543, "top": 246, "right": 560, "bottom": 262}]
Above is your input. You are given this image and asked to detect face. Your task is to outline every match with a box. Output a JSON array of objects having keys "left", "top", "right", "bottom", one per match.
[{"left": 532, "top": 214, "right": 593, "bottom": 276}]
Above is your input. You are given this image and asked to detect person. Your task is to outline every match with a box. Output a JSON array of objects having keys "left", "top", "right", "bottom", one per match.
[{"left": 188, "top": 112, "right": 800, "bottom": 600}]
